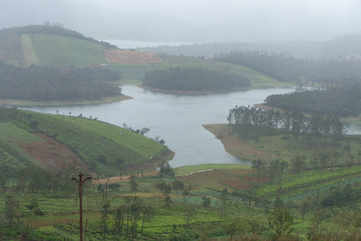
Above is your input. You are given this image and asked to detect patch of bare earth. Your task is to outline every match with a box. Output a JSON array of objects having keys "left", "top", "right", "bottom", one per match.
[
  {"left": 18, "top": 134, "right": 88, "bottom": 172},
  {"left": 203, "top": 124, "right": 270, "bottom": 160},
  {"left": 105, "top": 49, "right": 162, "bottom": 64},
  {"left": 179, "top": 168, "right": 269, "bottom": 191}
]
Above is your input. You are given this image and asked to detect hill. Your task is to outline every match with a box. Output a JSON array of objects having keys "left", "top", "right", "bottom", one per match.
[
  {"left": 110, "top": 55, "right": 291, "bottom": 92},
  {"left": 0, "top": 108, "right": 173, "bottom": 178},
  {"left": 0, "top": 25, "right": 162, "bottom": 68}
]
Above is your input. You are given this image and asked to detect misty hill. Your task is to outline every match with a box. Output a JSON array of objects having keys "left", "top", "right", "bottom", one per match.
[{"left": 0, "top": 107, "right": 172, "bottom": 178}]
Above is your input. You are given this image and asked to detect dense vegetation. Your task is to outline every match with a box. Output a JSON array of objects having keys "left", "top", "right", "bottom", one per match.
[
  {"left": 0, "top": 62, "right": 121, "bottom": 101},
  {"left": 143, "top": 66, "right": 250, "bottom": 92},
  {"left": 217, "top": 51, "right": 361, "bottom": 84},
  {"left": 266, "top": 83, "right": 361, "bottom": 117}
]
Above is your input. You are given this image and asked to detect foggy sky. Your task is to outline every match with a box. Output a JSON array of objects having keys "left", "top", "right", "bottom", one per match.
[{"left": 2, "top": 0, "right": 361, "bottom": 42}]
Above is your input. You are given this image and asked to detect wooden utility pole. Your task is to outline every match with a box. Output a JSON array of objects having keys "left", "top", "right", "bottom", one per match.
[{"left": 72, "top": 173, "right": 92, "bottom": 241}]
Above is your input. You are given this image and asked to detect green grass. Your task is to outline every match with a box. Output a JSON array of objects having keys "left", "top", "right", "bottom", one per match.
[
  {"left": 29, "top": 34, "right": 107, "bottom": 67},
  {"left": 0, "top": 122, "right": 41, "bottom": 143},
  {"left": 0, "top": 122, "right": 42, "bottom": 172}
]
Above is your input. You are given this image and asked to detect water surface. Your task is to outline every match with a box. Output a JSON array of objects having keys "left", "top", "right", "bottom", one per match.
[{"left": 29, "top": 86, "right": 293, "bottom": 167}]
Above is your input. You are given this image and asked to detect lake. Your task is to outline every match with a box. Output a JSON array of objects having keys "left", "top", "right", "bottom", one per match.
[{"left": 29, "top": 86, "right": 294, "bottom": 167}]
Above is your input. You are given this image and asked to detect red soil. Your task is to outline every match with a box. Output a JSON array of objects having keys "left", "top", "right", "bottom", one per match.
[
  {"left": 105, "top": 49, "right": 162, "bottom": 64},
  {"left": 19, "top": 134, "right": 87, "bottom": 172},
  {"left": 179, "top": 169, "right": 269, "bottom": 191}
]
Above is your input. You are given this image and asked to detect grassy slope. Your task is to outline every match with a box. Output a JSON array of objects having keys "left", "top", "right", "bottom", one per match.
[
  {"left": 0, "top": 109, "right": 170, "bottom": 176},
  {"left": 24, "top": 111, "right": 170, "bottom": 175},
  {"left": 62, "top": 117, "right": 165, "bottom": 159},
  {"left": 0, "top": 123, "right": 41, "bottom": 175},
  {"left": 28, "top": 33, "right": 107, "bottom": 67}
]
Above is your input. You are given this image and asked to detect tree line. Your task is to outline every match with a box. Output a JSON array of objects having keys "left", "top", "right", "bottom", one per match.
[
  {"left": 227, "top": 106, "right": 344, "bottom": 137},
  {"left": 144, "top": 66, "right": 250, "bottom": 92},
  {"left": 0, "top": 62, "right": 121, "bottom": 101}
]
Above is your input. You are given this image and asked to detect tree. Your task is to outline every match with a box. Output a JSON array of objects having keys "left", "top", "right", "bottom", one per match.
[
  {"left": 202, "top": 196, "right": 211, "bottom": 208},
  {"left": 182, "top": 184, "right": 192, "bottom": 204},
  {"left": 159, "top": 161, "right": 175, "bottom": 177},
  {"left": 101, "top": 201, "right": 111, "bottom": 238},
  {"left": 268, "top": 206, "right": 294, "bottom": 240},
  {"left": 114, "top": 205, "right": 126, "bottom": 235},
  {"left": 172, "top": 180, "right": 185, "bottom": 192},
  {"left": 129, "top": 175, "right": 138, "bottom": 194},
  {"left": 291, "top": 155, "right": 306, "bottom": 173},
  {"left": 223, "top": 218, "right": 240, "bottom": 241},
  {"left": 156, "top": 182, "right": 173, "bottom": 207},
  {"left": 220, "top": 188, "right": 228, "bottom": 217},
  {"left": 4, "top": 195, "right": 21, "bottom": 226},
  {"left": 141, "top": 205, "right": 154, "bottom": 234},
  {"left": 184, "top": 206, "right": 197, "bottom": 227}
]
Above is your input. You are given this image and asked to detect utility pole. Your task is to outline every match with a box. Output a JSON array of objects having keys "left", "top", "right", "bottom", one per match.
[{"left": 72, "top": 173, "right": 92, "bottom": 241}]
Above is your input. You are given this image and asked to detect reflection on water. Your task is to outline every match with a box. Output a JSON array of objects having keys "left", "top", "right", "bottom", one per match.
[{"left": 29, "top": 86, "right": 294, "bottom": 167}]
